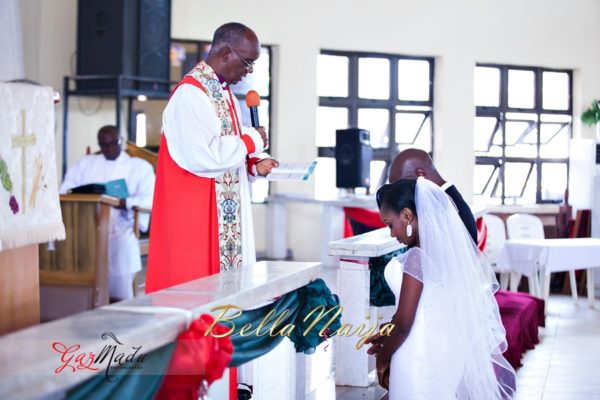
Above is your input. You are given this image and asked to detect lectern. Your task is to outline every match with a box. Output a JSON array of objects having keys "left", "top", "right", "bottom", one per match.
[{"left": 39, "top": 194, "right": 119, "bottom": 321}]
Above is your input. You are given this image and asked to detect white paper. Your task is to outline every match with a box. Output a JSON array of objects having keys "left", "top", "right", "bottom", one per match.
[{"left": 265, "top": 160, "right": 317, "bottom": 181}]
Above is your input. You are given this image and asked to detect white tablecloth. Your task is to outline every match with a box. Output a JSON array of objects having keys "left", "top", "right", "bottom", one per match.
[{"left": 497, "top": 238, "right": 600, "bottom": 277}]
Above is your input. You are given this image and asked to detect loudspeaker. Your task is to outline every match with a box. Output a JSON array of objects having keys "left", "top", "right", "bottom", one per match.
[
  {"left": 137, "top": 0, "right": 170, "bottom": 92},
  {"left": 335, "top": 128, "right": 372, "bottom": 188},
  {"left": 76, "top": 0, "right": 171, "bottom": 92}
]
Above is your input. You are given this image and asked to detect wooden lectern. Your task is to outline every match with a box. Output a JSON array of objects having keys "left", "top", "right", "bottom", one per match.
[{"left": 38, "top": 194, "right": 119, "bottom": 321}]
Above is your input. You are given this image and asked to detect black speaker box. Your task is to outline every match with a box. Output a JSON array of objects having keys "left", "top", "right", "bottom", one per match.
[
  {"left": 335, "top": 128, "right": 372, "bottom": 188},
  {"left": 137, "top": 0, "right": 171, "bottom": 92},
  {"left": 76, "top": 0, "right": 171, "bottom": 92}
]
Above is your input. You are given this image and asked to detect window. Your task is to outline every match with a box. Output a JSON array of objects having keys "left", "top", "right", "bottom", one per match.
[
  {"left": 473, "top": 64, "right": 572, "bottom": 205},
  {"left": 132, "top": 39, "right": 273, "bottom": 202},
  {"left": 315, "top": 51, "right": 434, "bottom": 197}
]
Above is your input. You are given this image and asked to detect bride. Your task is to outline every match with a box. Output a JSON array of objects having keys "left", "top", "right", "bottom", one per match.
[{"left": 367, "top": 178, "right": 516, "bottom": 399}]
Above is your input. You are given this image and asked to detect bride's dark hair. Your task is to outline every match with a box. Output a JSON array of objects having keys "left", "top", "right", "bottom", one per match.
[{"left": 376, "top": 179, "right": 417, "bottom": 216}]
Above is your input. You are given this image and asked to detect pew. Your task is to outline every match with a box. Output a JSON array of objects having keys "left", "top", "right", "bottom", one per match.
[{"left": 38, "top": 194, "right": 119, "bottom": 321}]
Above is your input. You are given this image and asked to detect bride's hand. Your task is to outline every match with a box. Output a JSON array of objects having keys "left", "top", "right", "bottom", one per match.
[
  {"left": 365, "top": 332, "right": 384, "bottom": 355},
  {"left": 376, "top": 357, "right": 390, "bottom": 390}
]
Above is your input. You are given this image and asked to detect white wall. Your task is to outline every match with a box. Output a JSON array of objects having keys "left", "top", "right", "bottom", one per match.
[
  {"left": 20, "top": 0, "right": 600, "bottom": 261},
  {"left": 0, "top": 0, "right": 25, "bottom": 80}
]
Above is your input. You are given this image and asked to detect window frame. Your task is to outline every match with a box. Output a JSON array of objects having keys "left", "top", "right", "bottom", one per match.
[
  {"left": 317, "top": 50, "right": 435, "bottom": 187},
  {"left": 474, "top": 63, "right": 573, "bottom": 205}
]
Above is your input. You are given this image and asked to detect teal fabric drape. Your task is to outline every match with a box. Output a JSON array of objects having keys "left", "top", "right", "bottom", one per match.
[
  {"left": 65, "top": 279, "right": 341, "bottom": 398},
  {"left": 230, "top": 278, "right": 341, "bottom": 366},
  {"left": 67, "top": 342, "right": 176, "bottom": 400},
  {"left": 369, "top": 248, "right": 408, "bottom": 307},
  {"left": 229, "top": 287, "right": 300, "bottom": 366},
  {"left": 287, "top": 278, "right": 341, "bottom": 354}
]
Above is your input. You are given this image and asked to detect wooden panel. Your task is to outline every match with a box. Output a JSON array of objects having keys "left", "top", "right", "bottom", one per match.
[
  {"left": 75, "top": 201, "right": 97, "bottom": 273},
  {"left": 39, "top": 270, "right": 96, "bottom": 286},
  {"left": 38, "top": 195, "right": 112, "bottom": 317},
  {"left": 40, "top": 201, "right": 100, "bottom": 274},
  {"left": 94, "top": 202, "right": 110, "bottom": 307},
  {"left": 0, "top": 245, "right": 40, "bottom": 334}
]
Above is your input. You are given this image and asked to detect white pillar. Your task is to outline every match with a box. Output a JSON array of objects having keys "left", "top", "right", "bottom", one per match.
[
  {"left": 335, "top": 258, "right": 372, "bottom": 386},
  {"left": 266, "top": 201, "right": 288, "bottom": 259},
  {"left": 321, "top": 205, "right": 345, "bottom": 266}
]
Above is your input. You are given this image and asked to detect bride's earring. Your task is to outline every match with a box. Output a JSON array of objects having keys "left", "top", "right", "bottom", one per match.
[{"left": 406, "top": 223, "right": 413, "bottom": 237}]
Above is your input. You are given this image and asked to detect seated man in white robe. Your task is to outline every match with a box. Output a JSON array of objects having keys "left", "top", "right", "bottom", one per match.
[{"left": 60, "top": 125, "right": 155, "bottom": 301}]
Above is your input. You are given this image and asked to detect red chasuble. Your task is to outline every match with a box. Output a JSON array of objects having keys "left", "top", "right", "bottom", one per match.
[{"left": 145, "top": 77, "right": 220, "bottom": 293}]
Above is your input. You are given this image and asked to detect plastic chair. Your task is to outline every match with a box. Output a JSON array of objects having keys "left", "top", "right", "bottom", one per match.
[
  {"left": 506, "top": 213, "right": 545, "bottom": 240},
  {"left": 506, "top": 213, "right": 544, "bottom": 293},
  {"left": 482, "top": 214, "right": 510, "bottom": 290}
]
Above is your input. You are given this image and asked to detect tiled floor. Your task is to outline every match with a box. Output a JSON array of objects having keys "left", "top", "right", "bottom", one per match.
[
  {"left": 335, "top": 381, "right": 386, "bottom": 400},
  {"left": 336, "top": 294, "right": 600, "bottom": 400},
  {"left": 516, "top": 294, "right": 600, "bottom": 400}
]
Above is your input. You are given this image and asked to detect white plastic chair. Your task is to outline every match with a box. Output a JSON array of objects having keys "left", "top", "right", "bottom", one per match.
[
  {"left": 482, "top": 214, "right": 509, "bottom": 290},
  {"left": 506, "top": 213, "right": 577, "bottom": 301},
  {"left": 506, "top": 213, "right": 545, "bottom": 240},
  {"left": 506, "top": 213, "right": 544, "bottom": 293}
]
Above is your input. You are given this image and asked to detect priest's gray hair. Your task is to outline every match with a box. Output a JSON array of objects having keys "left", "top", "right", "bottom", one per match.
[{"left": 210, "top": 22, "right": 249, "bottom": 54}]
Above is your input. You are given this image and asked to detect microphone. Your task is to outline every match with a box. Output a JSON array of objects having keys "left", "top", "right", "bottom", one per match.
[{"left": 245, "top": 90, "right": 260, "bottom": 128}]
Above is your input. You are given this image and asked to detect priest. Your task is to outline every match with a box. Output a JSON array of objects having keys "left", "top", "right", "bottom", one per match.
[{"left": 146, "top": 22, "right": 278, "bottom": 293}]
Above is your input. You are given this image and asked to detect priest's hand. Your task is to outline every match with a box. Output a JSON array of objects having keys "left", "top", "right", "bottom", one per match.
[
  {"left": 256, "top": 127, "right": 268, "bottom": 149},
  {"left": 116, "top": 198, "right": 127, "bottom": 210},
  {"left": 256, "top": 158, "right": 279, "bottom": 177}
]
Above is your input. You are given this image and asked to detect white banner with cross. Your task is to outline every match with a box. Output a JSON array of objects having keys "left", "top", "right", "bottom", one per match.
[{"left": 0, "top": 82, "right": 65, "bottom": 251}]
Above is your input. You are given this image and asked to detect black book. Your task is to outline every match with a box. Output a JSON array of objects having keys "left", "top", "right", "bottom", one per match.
[{"left": 69, "top": 183, "right": 106, "bottom": 194}]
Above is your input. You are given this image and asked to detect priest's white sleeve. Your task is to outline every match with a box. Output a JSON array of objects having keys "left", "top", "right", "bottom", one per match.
[{"left": 163, "top": 84, "right": 264, "bottom": 178}]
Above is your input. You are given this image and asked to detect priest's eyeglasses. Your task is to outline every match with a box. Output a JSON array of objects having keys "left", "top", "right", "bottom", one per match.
[
  {"left": 98, "top": 137, "right": 123, "bottom": 148},
  {"left": 230, "top": 47, "right": 255, "bottom": 71}
]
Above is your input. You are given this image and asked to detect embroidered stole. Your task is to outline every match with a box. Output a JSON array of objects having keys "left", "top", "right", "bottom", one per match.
[{"left": 186, "top": 61, "right": 243, "bottom": 271}]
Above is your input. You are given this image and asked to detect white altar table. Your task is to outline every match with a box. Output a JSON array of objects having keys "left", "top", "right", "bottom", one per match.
[
  {"left": 267, "top": 191, "right": 487, "bottom": 266},
  {"left": 267, "top": 192, "right": 377, "bottom": 265},
  {"left": 0, "top": 261, "right": 323, "bottom": 400}
]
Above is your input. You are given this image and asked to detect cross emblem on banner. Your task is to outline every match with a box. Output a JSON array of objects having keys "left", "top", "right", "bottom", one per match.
[{"left": 11, "top": 110, "right": 37, "bottom": 214}]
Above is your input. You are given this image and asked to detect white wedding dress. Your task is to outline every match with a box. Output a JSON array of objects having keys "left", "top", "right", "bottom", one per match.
[{"left": 383, "top": 178, "right": 516, "bottom": 399}]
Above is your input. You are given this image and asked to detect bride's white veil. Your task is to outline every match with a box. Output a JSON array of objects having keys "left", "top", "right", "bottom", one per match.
[{"left": 414, "top": 177, "right": 516, "bottom": 399}]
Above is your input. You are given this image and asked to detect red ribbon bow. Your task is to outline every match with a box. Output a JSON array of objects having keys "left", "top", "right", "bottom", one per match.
[{"left": 156, "top": 314, "right": 234, "bottom": 400}]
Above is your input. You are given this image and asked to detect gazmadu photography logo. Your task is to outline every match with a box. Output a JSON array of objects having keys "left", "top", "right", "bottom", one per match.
[{"left": 52, "top": 332, "right": 146, "bottom": 382}]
